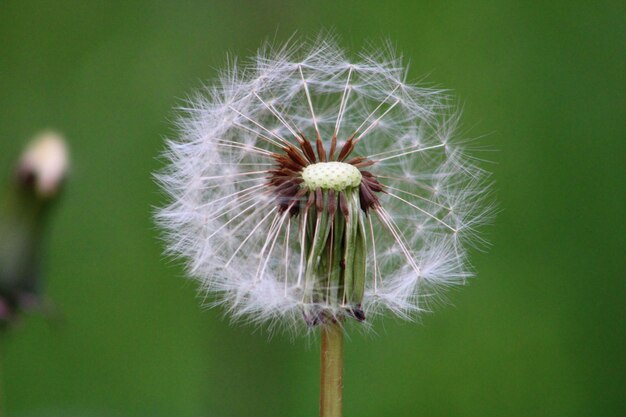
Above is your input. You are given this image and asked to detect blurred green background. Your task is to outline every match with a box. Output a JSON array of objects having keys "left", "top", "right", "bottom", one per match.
[{"left": 0, "top": 0, "right": 624, "bottom": 416}]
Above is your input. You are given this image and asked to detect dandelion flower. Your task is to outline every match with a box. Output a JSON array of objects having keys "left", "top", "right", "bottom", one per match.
[
  {"left": 157, "top": 37, "right": 490, "bottom": 330},
  {"left": 156, "top": 36, "right": 491, "bottom": 416}
]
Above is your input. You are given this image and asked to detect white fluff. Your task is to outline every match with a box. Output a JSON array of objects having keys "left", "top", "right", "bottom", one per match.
[{"left": 155, "top": 35, "right": 491, "bottom": 333}]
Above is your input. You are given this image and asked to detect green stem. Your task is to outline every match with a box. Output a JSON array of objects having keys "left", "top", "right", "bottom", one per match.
[
  {"left": 0, "top": 338, "right": 4, "bottom": 417},
  {"left": 320, "top": 320, "right": 343, "bottom": 417}
]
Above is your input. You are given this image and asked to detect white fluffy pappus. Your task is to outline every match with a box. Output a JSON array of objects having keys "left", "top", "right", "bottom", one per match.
[{"left": 155, "top": 36, "right": 492, "bottom": 334}]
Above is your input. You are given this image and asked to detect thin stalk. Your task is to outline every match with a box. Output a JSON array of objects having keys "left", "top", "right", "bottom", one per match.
[
  {"left": 0, "top": 338, "right": 4, "bottom": 417},
  {"left": 320, "top": 320, "right": 343, "bottom": 417}
]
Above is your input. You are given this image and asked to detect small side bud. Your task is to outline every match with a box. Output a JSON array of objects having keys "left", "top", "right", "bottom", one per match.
[
  {"left": 16, "top": 131, "right": 69, "bottom": 200},
  {"left": 0, "top": 131, "right": 70, "bottom": 328}
]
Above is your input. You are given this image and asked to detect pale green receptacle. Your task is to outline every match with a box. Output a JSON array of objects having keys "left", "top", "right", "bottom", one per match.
[{"left": 302, "top": 162, "right": 362, "bottom": 191}]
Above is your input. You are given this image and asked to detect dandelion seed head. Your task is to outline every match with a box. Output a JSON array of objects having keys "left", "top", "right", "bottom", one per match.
[{"left": 156, "top": 35, "right": 491, "bottom": 334}]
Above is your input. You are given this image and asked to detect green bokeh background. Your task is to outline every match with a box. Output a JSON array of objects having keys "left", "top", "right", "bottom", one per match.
[{"left": 1, "top": 1, "right": 623, "bottom": 416}]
